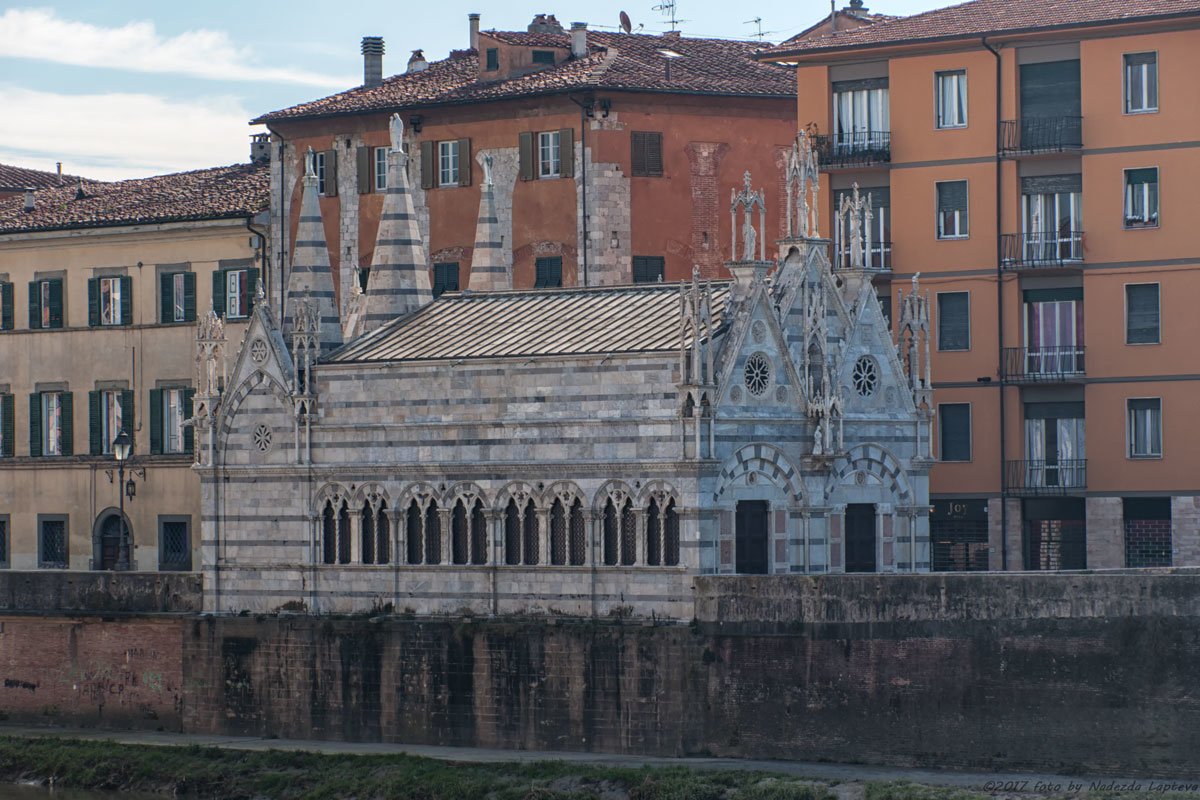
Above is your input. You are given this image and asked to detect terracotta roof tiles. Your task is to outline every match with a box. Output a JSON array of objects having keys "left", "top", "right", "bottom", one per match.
[{"left": 0, "top": 163, "right": 88, "bottom": 192}]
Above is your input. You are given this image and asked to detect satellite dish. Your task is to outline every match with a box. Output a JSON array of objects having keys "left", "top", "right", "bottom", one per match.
[{"left": 620, "top": 10, "right": 633, "bottom": 33}]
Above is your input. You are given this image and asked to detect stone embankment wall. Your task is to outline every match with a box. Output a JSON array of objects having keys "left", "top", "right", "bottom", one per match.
[{"left": 2, "top": 572, "right": 1200, "bottom": 777}]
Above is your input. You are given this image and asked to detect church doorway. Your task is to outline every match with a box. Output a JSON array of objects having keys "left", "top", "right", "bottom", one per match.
[
  {"left": 96, "top": 512, "right": 124, "bottom": 570},
  {"left": 845, "top": 503, "right": 877, "bottom": 572},
  {"left": 735, "top": 500, "right": 769, "bottom": 574}
]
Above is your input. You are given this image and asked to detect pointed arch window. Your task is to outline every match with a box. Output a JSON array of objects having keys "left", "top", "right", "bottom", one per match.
[
  {"left": 361, "top": 500, "right": 376, "bottom": 565},
  {"left": 337, "top": 501, "right": 351, "bottom": 564},
  {"left": 375, "top": 502, "right": 390, "bottom": 564},
  {"left": 522, "top": 500, "right": 540, "bottom": 565},
  {"left": 645, "top": 495, "right": 680, "bottom": 567},
  {"left": 504, "top": 499, "right": 522, "bottom": 565},
  {"left": 406, "top": 500, "right": 423, "bottom": 564},
  {"left": 569, "top": 499, "right": 586, "bottom": 566},
  {"left": 470, "top": 501, "right": 487, "bottom": 565},
  {"left": 424, "top": 500, "right": 441, "bottom": 565},
  {"left": 322, "top": 500, "right": 337, "bottom": 565},
  {"left": 603, "top": 498, "right": 620, "bottom": 566}
]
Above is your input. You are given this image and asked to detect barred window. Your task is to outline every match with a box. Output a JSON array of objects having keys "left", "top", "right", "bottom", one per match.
[
  {"left": 522, "top": 499, "right": 539, "bottom": 566},
  {"left": 39, "top": 517, "right": 67, "bottom": 569},
  {"left": 424, "top": 500, "right": 441, "bottom": 565},
  {"left": 504, "top": 500, "right": 522, "bottom": 566},
  {"left": 159, "top": 517, "right": 191, "bottom": 571},
  {"left": 452, "top": 500, "right": 470, "bottom": 565},
  {"left": 406, "top": 501, "right": 423, "bottom": 565},
  {"left": 550, "top": 499, "right": 568, "bottom": 566}
]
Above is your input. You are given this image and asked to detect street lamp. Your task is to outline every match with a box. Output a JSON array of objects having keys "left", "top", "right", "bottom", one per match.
[{"left": 113, "top": 428, "right": 133, "bottom": 571}]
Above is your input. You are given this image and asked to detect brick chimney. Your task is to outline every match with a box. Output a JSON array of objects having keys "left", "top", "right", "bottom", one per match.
[
  {"left": 407, "top": 49, "right": 428, "bottom": 73},
  {"left": 570, "top": 22, "right": 587, "bottom": 58},
  {"left": 469, "top": 13, "right": 480, "bottom": 50},
  {"left": 362, "top": 36, "right": 384, "bottom": 87},
  {"left": 23, "top": 188, "right": 35, "bottom": 213}
]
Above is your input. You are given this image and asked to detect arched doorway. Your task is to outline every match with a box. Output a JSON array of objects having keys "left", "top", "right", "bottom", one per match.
[{"left": 92, "top": 509, "right": 129, "bottom": 570}]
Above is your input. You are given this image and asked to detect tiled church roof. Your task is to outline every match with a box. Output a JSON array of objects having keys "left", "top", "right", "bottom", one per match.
[
  {"left": 0, "top": 162, "right": 88, "bottom": 192},
  {"left": 760, "top": 0, "right": 1200, "bottom": 57},
  {"left": 326, "top": 281, "right": 732, "bottom": 363},
  {"left": 0, "top": 162, "right": 269, "bottom": 235},
  {"left": 254, "top": 31, "right": 794, "bottom": 123}
]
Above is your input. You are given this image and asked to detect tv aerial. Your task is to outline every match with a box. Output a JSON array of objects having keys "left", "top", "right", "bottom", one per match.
[{"left": 620, "top": 10, "right": 633, "bottom": 33}]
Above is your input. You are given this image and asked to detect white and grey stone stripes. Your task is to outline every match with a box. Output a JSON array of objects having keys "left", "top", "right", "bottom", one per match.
[
  {"left": 469, "top": 181, "right": 508, "bottom": 291},
  {"left": 283, "top": 170, "right": 342, "bottom": 355},
  {"left": 361, "top": 148, "right": 432, "bottom": 331}
]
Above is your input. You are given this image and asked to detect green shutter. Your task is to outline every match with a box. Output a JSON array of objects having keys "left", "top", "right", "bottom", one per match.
[
  {"left": 183, "top": 389, "right": 195, "bottom": 454},
  {"left": 457, "top": 138, "right": 472, "bottom": 186},
  {"left": 558, "top": 129, "right": 574, "bottom": 179},
  {"left": 0, "top": 282, "right": 12, "bottom": 330},
  {"left": 88, "top": 390, "right": 102, "bottom": 455},
  {"left": 88, "top": 277, "right": 100, "bottom": 326},
  {"left": 420, "top": 141, "right": 435, "bottom": 189},
  {"left": 119, "top": 276, "right": 132, "bottom": 325},
  {"left": 160, "top": 272, "right": 172, "bottom": 323},
  {"left": 183, "top": 272, "right": 197, "bottom": 322},
  {"left": 356, "top": 146, "right": 371, "bottom": 194},
  {"left": 27, "top": 282, "right": 40, "bottom": 330},
  {"left": 322, "top": 149, "right": 338, "bottom": 196},
  {"left": 59, "top": 391, "right": 73, "bottom": 455},
  {"left": 518, "top": 132, "right": 534, "bottom": 181},
  {"left": 246, "top": 268, "right": 259, "bottom": 312},
  {"left": 0, "top": 394, "right": 13, "bottom": 458},
  {"left": 119, "top": 390, "right": 133, "bottom": 439},
  {"left": 28, "top": 393, "right": 41, "bottom": 457},
  {"left": 48, "top": 279, "right": 63, "bottom": 328},
  {"left": 149, "top": 388, "right": 163, "bottom": 455},
  {"left": 212, "top": 270, "right": 226, "bottom": 317}
]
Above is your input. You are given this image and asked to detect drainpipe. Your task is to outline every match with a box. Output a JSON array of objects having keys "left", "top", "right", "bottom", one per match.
[
  {"left": 568, "top": 94, "right": 591, "bottom": 286},
  {"left": 982, "top": 35, "right": 1007, "bottom": 570}
]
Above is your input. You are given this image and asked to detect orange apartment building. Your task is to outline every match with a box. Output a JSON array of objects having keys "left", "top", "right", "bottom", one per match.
[
  {"left": 251, "top": 14, "right": 797, "bottom": 316},
  {"left": 763, "top": 0, "right": 1200, "bottom": 571}
]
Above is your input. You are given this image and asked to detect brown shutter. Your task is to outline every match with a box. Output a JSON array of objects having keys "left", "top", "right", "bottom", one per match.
[
  {"left": 558, "top": 128, "right": 574, "bottom": 178},
  {"left": 322, "top": 149, "right": 338, "bottom": 196},
  {"left": 631, "top": 132, "right": 646, "bottom": 176},
  {"left": 420, "top": 141, "right": 435, "bottom": 189},
  {"left": 518, "top": 132, "right": 534, "bottom": 181},
  {"left": 457, "top": 138, "right": 471, "bottom": 186},
  {"left": 647, "top": 132, "right": 663, "bottom": 177},
  {"left": 356, "top": 146, "right": 371, "bottom": 194}
]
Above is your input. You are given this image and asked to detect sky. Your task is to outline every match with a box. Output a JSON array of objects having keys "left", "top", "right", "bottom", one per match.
[{"left": 0, "top": 0, "right": 946, "bottom": 182}]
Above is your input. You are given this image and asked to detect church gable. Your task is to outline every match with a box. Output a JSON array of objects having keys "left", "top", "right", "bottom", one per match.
[
  {"left": 715, "top": 281, "right": 803, "bottom": 414},
  {"left": 836, "top": 286, "right": 915, "bottom": 418}
]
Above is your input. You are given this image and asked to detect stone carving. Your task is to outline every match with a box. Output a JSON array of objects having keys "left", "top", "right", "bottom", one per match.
[
  {"left": 730, "top": 171, "right": 766, "bottom": 262},
  {"left": 836, "top": 183, "right": 874, "bottom": 270},
  {"left": 304, "top": 147, "right": 316, "bottom": 179},
  {"left": 482, "top": 153, "right": 493, "bottom": 187},
  {"left": 196, "top": 311, "right": 226, "bottom": 398},
  {"left": 250, "top": 338, "right": 268, "bottom": 364},
  {"left": 785, "top": 127, "right": 821, "bottom": 239},
  {"left": 389, "top": 113, "right": 405, "bottom": 153},
  {"left": 751, "top": 320, "right": 766, "bottom": 344},
  {"left": 253, "top": 424, "right": 273, "bottom": 453}
]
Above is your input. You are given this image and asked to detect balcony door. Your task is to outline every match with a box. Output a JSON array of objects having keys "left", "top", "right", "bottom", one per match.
[
  {"left": 1018, "top": 60, "right": 1081, "bottom": 149},
  {"left": 1024, "top": 402, "right": 1085, "bottom": 490},
  {"left": 833, "top": 79, "right": 889, "bottom": 152},
  {"left": 1024, "top": 288, "right": 1083, "bottom": 376},
  {"left": 1021, "top": 175, "right": 1082, "bottom": 262}
]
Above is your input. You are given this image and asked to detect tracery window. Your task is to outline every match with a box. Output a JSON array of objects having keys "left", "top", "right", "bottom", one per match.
[
  {"left": 451, "top": 498, "right": 487, "bottom": 565},
  {"left": 424, "top": 500, "right": 441, "bottom": 565},
  {"left": 504, "top": 497, "right": 538, "bottom": 565},
  {"left": 406, "top": 501, "right": 423, "bottom": 564},
  {"left": 646, "top": 495, "right": 681, "bottom": 567},
  {"left": 338, "top": 503, "right": 351, "bottom": 564},
  {"left": 569, "top": 499, "right": 586, "bottom": 566},
  {"left": 853, "top": 356, "right": 878, "bottom": 397},
  {"left": 359, "top": 498, "right": 389, "bottom": 565},
  {"left": 550, "top": 499, "right": 568, "bottom": 566},
  {"left": 744, "top": 354, "right": 770, "bottom": 396},
  {"left": 322, "top": 501, "right": 337, "bottom": 565}
]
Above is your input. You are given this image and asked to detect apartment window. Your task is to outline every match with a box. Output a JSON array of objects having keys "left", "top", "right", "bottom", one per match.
[
  {"left": 432, "top": 262, "right": 459, "bottom": 297},
  {"left": 534, "top": 257, "right": 562, "bottom": 288},
  {"left": 38, "top": 515, "right": 68, "bottom": 569},
  {"left": 438, "top": 140, "right": 460, "bottom": 187},
  {"left": 531, "top": 49, "right": 555, "bottom": 65},
  {"left": 150, "top": 387, "right": 194, "bottom": 455},
  {"left": 28, "top": 278, "right": 63, "bottom": 329},
  {"left": 538, "top": 131, "right": 561, "bottom": 178},
  {"left": 1021, "top": 175, "right": 1082, "bottom": 262},
  {"left": 632, "top": 256, "right": 665, "bottom": 283},
  {"left": 936, "top": 70, "right": 967, "bottom": 128},
  {"left": 212, "top": 267, "right": 258, "bottom": 319},
  {"left": 938, "top": 403, "right": 971, "bottom": 462},
  {"left": 1024, "top": 287, "right": 1084, "bottom": 376},
  {"left": 936, "top": 291, "right": 970, "bottom": 351},
  {"left": 1124, "top": 168, "right": 1158, "bottom": 228},
  {"left": 0, "top": 280, "right": 13, "bottom": 330},
  {"left": 1125, "top": 283, "right": 1160, "bottom": 344},
  {"left": 631, "top": 131, "right": 663, "bottom": 177},
  {"left": 374, "top": 147, "right": 390, "bottom": 191},
  {"left": 832, "top": 78, "right": 889, "bottom": 151},
  {"left": 89, "top": 276, "right": 129, "bottom": 326},
  {"left": 31, "top": 390, "right": 72, "bottom": 457},
  {"left": 1124, "top": 52, "right": 1158, "bottom": 114},
  {"left": 315, "top": 150, "right": 338, "bottom": 196},
  {"left": 89, "top": 389, "right": 132, "bottom": 455},
  {"left": 159, "top": 516, "right": 192, "bottom": 571},
  {"left": 485, "top": 48, "right": 499, "bottom": 70},
  {"left": 936, "top": 180, "right": 968, "bottom": 238},
  {"left": 1128, "top": 398, "right": 1162, "bottom": 458},
  {"left": 160, "top": 271, "right": 196, "bottom": 323},
  {"left": 1024, "top": 402, "right": 1086, "bottom": 490},
  {"left": 0, "top": 393, "right": 12, "bottom": 458},
  {"left": 0, "top": 515, "right": 8, "bottom": 568}
]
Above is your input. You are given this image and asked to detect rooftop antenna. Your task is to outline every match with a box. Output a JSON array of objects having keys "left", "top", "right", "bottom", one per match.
[
  {"left": 744, "top": 16, "right": 764, "bottom": 40},
  {"left": 619, "top": 10, "right": 633, "bottom": 33},
  {"left": 652, "top": 0, "right": 683, "bottom": 31}
]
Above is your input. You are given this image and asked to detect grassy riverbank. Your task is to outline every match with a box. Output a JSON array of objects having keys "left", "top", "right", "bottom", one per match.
[{"left": 0, "top": 736, "right": 835, "bottom": 799}]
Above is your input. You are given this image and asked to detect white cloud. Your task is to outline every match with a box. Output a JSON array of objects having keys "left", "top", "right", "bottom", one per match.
[
  {"left": 0, "top": 8, "right": 354, "bottom": 88},
  {"left": 0, "top": 87, "right": 257, "bottom": 181}
]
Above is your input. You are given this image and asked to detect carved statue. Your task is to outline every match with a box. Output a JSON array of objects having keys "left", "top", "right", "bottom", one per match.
[
  {"left": 742, "top": 213, "right": 757, "bottom": 261},
  {"left": 730, "top": 171, "right": 766, "bottom": 262},
  {"left": 482, "top": 153, "right": 493, "bottom": 187},
  {"left": 389, "top": 113, "right": 405, "bottom": 152},
  {"left": 304, "top": 147, "right": 315, "bottom": 179},
  {"left": 812, "top": 421, "right": 824, "bottom": 456}
]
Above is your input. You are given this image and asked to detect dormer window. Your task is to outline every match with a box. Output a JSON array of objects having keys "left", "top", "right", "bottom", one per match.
[
  {"left": 486, "top": 48, "right": 499, "bottom": 71},
  {"left": 532, "top": 50, "right": 555, "bottom": 65}
]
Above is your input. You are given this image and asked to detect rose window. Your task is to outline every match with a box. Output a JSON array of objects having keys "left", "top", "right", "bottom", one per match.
[
  {"left": 743, "top": 354, "right": 770, "bottom": 396},
  {"left": 853, "top": 356, "right": 878, "bottom": 397}
]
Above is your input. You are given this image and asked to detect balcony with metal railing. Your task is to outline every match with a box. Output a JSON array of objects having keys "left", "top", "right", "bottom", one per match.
[
  {"left": 813, "top": 131, "right": 891, "bottom": 169},
  {"left": 998, "top": 116, "right": 1083, "bottom": 157},
  {"left": 1004, "top": 459, "right": 1087, "bottom": 495},
  {"left": 1000, "top": 346, "right": 1085, "bottom": 383},
  {"left": 1000, "top": 231, "right": 1084, "bottom": 270}
]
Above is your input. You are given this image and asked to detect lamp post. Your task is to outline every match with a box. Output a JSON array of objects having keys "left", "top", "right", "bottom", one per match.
[{"left": 113, "top": 428, "right": 133, "bottom": 571}]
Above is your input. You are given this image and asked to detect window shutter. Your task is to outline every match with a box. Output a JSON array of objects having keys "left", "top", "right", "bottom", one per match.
[
  {"left": 322, "top": 150, "right": 338, "bottom": 196},
  {"left": 119, "top": 276, "right": 132, "bottom": 325},
  {"left": 457, "top": 138, "right": 472, "bottom": 186},
  {"left": 28, "top": 393, "right": 41, "bottom": 458},
  {"left": 119, "top": 390, "right": 133, "bottom": 438},
  {"left": 159, "top": 273, "right": 171, "bottom": 324},
  {"left": 88, "top": 278, "right": 100, "bottom": 326},
  {"left": 518, "top": 132, "right": 535, "bottom": 181},
  {"left": 1126, "top": 284, "right": 1159, "bottom": 344},
  {"left": 183, "top": 389, "right": 195, "bottom": 454},
  {"left": 646, "top": 132, "right": 663, "bottom": 177},
  {"left": 0, "top": 394, "right": 13, "bottom": 458},
  {"left": 246, "top": 268, "right": 260, "bottom": 312},
  {"left": 1126, "top": 167, "right": 1157, "bottom": 186},
  {"left": 0, "top": 282, "right": 12, "bottom": 330},
  {"left": 420, "top": 141, "right": 435, "bottom": 189},
  {"left": 149, "top": 388, "right": 163, "bottom": 455},
  {"left": 27, "top": 282, "right": 40, "bottom": 330},
  {"left": 937, "top": 292, "right": 970, "bottom": 351},
  {"left": 212, "top": 270, "right": 226, "bottom": 316},
  {"left": 631, "top": 132, "right": 646, "bottom": 176},
  {"left": 88, "top": 390, "right": 102, "bottom": 455},
  {"left": 939, "top": 404, "right": 971, "bottom": 462},
  {"left": 183, "top": 272, "right": 197, "bottom": 322},
  {"left": 59, "top": 392, "right": 73, "bottom": 456},
  {"left": 356, "top": 146, "right": 371, "bottom": 194},
  {"left": 49, "top": 279, "right": 63, "bottom": 328},
  {"left": 558, "top": 129, "right": 574, "bottom": 179},
  {"left": 937, "top": 181, "right": 967, "bottom": 212}
]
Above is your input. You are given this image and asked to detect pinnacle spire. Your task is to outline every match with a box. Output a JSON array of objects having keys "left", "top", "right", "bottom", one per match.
[
  {"left": 284, "top": 147, "right": 342, "bottom": 355},
  {"left": 468, "top": 153, "right": 508, "bottom": 291}
]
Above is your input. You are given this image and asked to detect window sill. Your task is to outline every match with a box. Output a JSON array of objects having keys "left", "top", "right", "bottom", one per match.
[
  {"left": 937, "top": 347, "right": 971, "bottom": 353},
  {"left": 1125, "top": 340, "right": 1161, "bottom": 346},
  {"left": 1123, "top": 108, "right": 1159, "bottom": 115},
  {"left": 936, "top": 234, "right": 969, "bottom": 241},
  {"left": 936, "top": 123, "right": 968, "bottom": 130},
  {"left": 1128, "top": 454, "right": 1163, "bottom": 460},
  {"left": 1123, "top": 222, "right": 1159, "bottom": 230}
]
